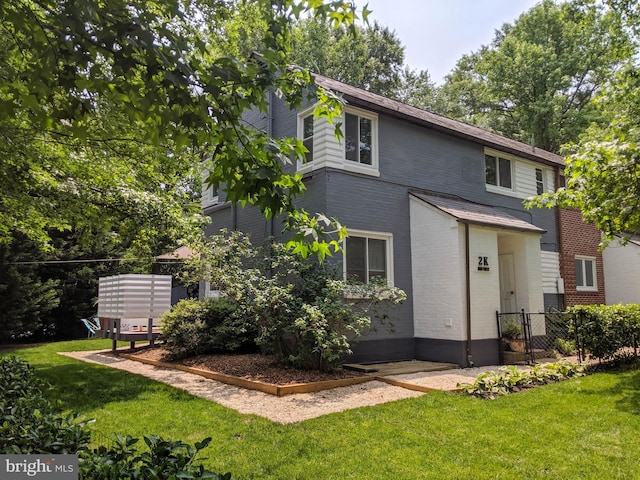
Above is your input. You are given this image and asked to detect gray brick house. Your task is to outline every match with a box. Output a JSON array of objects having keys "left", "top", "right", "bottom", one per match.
[{"left": 202, "top": 74, "right": 566, "bottom": 367}]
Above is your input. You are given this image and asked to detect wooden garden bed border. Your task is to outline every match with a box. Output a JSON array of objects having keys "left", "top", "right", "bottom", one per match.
[{"left": 120, "top": 353, "right": 373, "bottom": 396}]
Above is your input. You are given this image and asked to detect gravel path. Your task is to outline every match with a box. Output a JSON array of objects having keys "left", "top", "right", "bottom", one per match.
[{"left": 60, "top": 350, "right": 500, "bottom": 424}]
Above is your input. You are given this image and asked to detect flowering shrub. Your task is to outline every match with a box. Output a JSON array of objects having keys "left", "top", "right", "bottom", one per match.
[{"left": 181, "top": 232, "right": 406, "bottom": 371}]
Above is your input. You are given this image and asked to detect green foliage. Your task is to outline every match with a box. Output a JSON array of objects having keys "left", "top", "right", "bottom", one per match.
[
  {"left": 291, "top": 19, "right": 405, "bottom": 98},
  {"left": 530, "top": 64, "right": 640, "bottom": 241},
  {"left": 554, "top": 338, "right": 577, "bottom": 356},
  {"left": 458, "top": 360, "right": 586, "bottom": 399},
  {"left": 1, "top": 355, "right": 228, "bottom": 478},
  {"left": 79, "top": 435, "right": 229, "bottom": 480},
  {"left": 439, "top": 0, "right": 633, "bottom": 152},
  {"left": 501, "top": 320, "right": 522, "bottom": 340},
  {"left": 0, "top": 0, "right": 364, "bottom": 257},
  {"left": 0, "top": 356, "right": 90, "bottom": 454},
  {"left": 161, "top": 297, "right": 256, "bottom": 359},
  {"left": 568, "top": 304, "right": 640, "bottom": 361},
  {"left": 0, "top": 234, "right": 60, "bottom": 341},
  {"left": 9, "top": 340, "right": 640, "bottom": 479},
  {"left": 182, "top": 233, "right": 406, "bottom": 371}
]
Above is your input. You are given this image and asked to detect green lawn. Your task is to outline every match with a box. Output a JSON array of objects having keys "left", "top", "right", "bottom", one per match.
[{"left": 5, "top": 339, "right": 640, "bottom": 479}]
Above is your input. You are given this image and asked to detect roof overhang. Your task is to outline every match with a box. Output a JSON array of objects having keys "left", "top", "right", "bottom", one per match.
[{"left": 410, "top": 192, "right": 546, "bottom": 234}]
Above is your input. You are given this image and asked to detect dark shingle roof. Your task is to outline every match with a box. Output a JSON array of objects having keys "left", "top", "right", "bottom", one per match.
[
  {"left": 313, "top": 74, "right": 564, "bottom": 167},
  {"left": 410, "top": 192, "right": 546, "bottom": 234}
]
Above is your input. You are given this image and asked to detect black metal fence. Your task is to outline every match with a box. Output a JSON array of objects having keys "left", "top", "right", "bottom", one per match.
[{"left": 497, "top": 309, "right": 580, "bottom": 365}]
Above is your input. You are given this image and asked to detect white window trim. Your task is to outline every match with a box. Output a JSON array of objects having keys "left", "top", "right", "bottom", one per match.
[
  {"left": 296, "top": 105, "right": 380, "bottom": 177},
  {"left": 342, "top": 106, "right": 379, "bottom": 176},
  {"left": 343, "top": 229, "right": 394, "bottom": 287},
  {"left": 297, "top": 106, "right": 316, "bottom": 173},
  {"left": 575, "top": 255, "right": 598, "bottom": 292},
  {"left": 484, "top": 150, "right": 515, "bottom": 194}
]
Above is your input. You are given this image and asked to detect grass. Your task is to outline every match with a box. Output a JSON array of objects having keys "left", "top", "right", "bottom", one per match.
[{"left": 4, "top": 339, "right": 640, "bottom": 479}]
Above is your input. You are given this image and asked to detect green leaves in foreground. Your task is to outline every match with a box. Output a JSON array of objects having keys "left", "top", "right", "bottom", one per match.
[
  {"left": 458, "top": 360, "right": 586, "bottom": 399},
  {"left": 80, "top": 434, "right": 230, "bottom": 480}
]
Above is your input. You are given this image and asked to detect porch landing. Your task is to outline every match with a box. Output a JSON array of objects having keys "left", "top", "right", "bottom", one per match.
[{"left": 343, "top": 360, "right": 458, "bottom": 376}]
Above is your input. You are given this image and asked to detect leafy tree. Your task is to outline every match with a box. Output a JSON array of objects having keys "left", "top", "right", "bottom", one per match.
[
  {"left": 526, "top": 3, "right": 640, "bottom": 241},
  {"left": 396, "top": 66, "right": 439, "bottom": 111},
  {"left": 1, "top": 0, "right": 363, "bottom": 256},
  {"left": 530, "top": 64, "right": 640, "bottom": 240},
  {"left": 291, "top": 18, "right": 405, "bottom": 98},
  {"left": 439, "top": 0, "right": 633, "bottom": 152},
  {"left": 0, "top": 234, "right": 60, "bottom": 341}
]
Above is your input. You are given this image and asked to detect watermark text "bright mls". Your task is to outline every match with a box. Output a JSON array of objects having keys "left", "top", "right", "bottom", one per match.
[{"left": 1, "top": 455, "right": 78, "bottom": 480}]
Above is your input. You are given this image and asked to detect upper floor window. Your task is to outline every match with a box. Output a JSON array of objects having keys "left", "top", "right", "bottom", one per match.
[
  {"left": 302, "top": 114, "right": 314, "bottom": 163},
  {"left": 344, "top": 231, "right": 393, "bottom": 285},
  {"left": 485, "top": 154, "right": 512, "bottom": 189},
  {"left": 575, "top": 256, "right": 597, "bottom": 291},
  {"left": 535, "top": 168, "right": 545, "bottom": 195},
  {"left": 200, "top": 168, "right": 219, "bottom": 208},
  {"left": 345, "top": 113, "right": 372, "bottom": 165}
]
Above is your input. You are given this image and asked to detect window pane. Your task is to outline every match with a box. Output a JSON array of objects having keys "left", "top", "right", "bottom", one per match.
[
  {"left": 536, "top": 168, "right": 544, "bottom": 195},
  {"left": 303, "top": 138, "right": 313, "bottom": 163},
  {"left": 359, "top": 117, "right": 372, "bottom": 165},
  {"left": 303, "top": 115, "right": 314, "bottom": 139},
  {"left": 575, "top": 259, "right": 584, "bottom": 287},
  {"left": 345, "top": 113, "right": 358, "bottom": 162},
  {"left": 499, "top": 157, "right": 512, "bottom": 188},
  {"left": 346, "top": 236, "right": 366, "bottom": 283},
  {"left": 367, "top": 238, "right": 386, "bottom": 282},
  {"left": 585, "top": 260, "right": 594, "bottom": 287},
  {"left": 485, "top": 155, "right": 497, "bottom": 185}
]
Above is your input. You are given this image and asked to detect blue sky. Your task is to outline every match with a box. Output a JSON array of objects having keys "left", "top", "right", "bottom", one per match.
[{"left": 355, "top": 0, "right": 541, "bottom": 84}]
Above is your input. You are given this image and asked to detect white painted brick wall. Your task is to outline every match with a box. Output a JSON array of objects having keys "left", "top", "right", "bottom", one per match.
[
  {"left": 410, "top": 197, "right": 466, "bottom": 341},
  {"left": 469, "top": 227, "right": 501, "bottom": 339}
]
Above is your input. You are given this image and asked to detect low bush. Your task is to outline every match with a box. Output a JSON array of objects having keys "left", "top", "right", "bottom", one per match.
[
  {"left": 79, "top": 434, "right": 230, "bottom": 480},
  {"left": 458, "top": 360, "right": 586, "bottom": 399},
  {"left": 0, "top": 356, "right": 90, "bottom": 454},
  {"left": 161, "top": 297, "right": 257, "bottom": 359},
  {"left": 569, "top": 304, "right": 640, "bottom": 361}
]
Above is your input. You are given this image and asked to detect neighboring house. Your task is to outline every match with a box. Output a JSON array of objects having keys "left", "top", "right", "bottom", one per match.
[
  {"left": 203, "top": 74, "right": 568, "bottom": 367},
  {"left": 603, "top": 236, "right": 640, "bottom": 305}
]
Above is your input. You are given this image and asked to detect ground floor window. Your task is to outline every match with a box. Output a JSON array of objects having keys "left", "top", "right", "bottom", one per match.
[
  {"left": 344, "top": 231, "right": 393, "bottom": 285},
  {"left": 575, "top": 256, "right": 597, "bottom": 291}
]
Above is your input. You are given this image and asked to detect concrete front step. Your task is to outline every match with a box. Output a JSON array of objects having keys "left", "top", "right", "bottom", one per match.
[{"left": 343, "top": 360, "right": 459, "bottom": 376}]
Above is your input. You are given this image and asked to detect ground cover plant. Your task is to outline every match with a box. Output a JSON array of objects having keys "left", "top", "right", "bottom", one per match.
[
  {"left": 3, "top": 339, "right": 639, "bottom": 479},
  {"left": 457, "top": 361, "right": 586, "bottom": 399}
]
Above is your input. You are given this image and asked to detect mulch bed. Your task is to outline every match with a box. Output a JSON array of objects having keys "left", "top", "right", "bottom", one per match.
[{"left": 131, "top": 347, "right": 364, "bottom": 385}]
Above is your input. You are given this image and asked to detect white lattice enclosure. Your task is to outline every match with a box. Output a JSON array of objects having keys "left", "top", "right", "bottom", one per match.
[{"left": 97, "top": 274, "right": 172, "bottom": 331}]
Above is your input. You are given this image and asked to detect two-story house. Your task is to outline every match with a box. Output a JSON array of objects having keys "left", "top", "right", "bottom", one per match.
[{"left": 203, "top": 74, "right": 567, "bottom": 367}]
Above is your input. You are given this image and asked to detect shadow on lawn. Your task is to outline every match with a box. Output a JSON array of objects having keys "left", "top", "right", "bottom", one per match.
[
  {"left": 610, "top": 368, "right": 640, "bottom": 415},
  {"left": 33, "top": 360, "right": 182, "bottom": 413}
]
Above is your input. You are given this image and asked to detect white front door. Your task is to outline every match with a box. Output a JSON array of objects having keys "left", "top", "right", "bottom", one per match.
[{"left": 499, "top": 254, "right": 517, "bottom": 313}]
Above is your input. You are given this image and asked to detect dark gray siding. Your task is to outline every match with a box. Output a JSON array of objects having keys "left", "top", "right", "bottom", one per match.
[
  {"left": 325, "top": 170, "right": 414, "bottom": 340},
  {"left": 207, "top": 94, "right": 561, "bottom": 364}
]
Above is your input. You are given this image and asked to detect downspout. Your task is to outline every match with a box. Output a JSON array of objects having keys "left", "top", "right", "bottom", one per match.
[
  {"left": 267, "top": 90, "right": 275, "bottom": 239},
  {"left": 465, "top": 222, "right": 474, "bottom": 367},
  {"left": 554, "top": 166, "right": 565, "bottom": 310}
]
